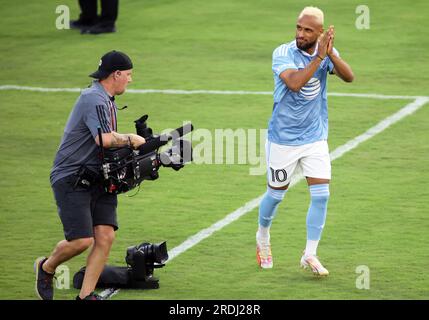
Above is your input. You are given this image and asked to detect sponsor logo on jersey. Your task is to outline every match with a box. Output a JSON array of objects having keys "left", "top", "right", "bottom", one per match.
[{"left": 300, "top": 77, "right": 320, "bottom": 100}]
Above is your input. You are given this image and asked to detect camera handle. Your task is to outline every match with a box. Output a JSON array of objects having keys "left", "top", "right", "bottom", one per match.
[
  {"left": 97, "top": 126, "right": 109, "bottom": 180},
  {"left": 137, "top": 123, "right": 194, "bottom": 156}
]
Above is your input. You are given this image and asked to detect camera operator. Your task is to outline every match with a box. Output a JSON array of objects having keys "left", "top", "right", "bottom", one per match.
[{"left": 34, "top": 51, "right": 145, "bottom": 300}]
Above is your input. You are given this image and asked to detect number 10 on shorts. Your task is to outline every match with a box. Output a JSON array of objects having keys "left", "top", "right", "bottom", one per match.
[{"left": 270, "top": 167, "right": 288, "bottom": 183}]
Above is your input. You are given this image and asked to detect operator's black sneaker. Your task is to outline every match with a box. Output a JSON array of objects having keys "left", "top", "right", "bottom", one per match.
[
  {"left": 76, "top": 292, "right": 104, "bottom": 300},
  {"left": 34, "top": 257, "right": 55, "bottom": 300},
  {"left": 70, "top": 19, "right": 97, "bottom": 30}
]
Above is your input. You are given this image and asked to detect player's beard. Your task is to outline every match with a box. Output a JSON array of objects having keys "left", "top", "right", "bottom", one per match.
[{"left": 296, "top": 38, "right": 317, "bottom": 51}]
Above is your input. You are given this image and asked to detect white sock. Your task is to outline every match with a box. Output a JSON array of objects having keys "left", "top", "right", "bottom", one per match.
[
  {"left": 305, "top": 240, "right": 319, "bottom": 257},
  {"left": 257, "top": 226, "right": 270, "bottom": 243}
]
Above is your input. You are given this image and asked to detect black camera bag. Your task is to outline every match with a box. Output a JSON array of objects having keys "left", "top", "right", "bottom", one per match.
[{"left": 73, "top": 265, "right": 131, "bottom": 289}]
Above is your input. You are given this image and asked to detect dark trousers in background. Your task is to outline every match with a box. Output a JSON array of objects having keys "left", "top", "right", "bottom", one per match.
[{"left": 78, "top": 0, "right": 119, "bottom": 27}]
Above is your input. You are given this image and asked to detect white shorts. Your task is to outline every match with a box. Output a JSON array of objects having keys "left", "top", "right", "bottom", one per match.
[{"left": 265, "top": 140, "right": 331, "bottom": 188}]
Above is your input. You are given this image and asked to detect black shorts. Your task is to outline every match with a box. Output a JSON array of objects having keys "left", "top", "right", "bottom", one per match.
[{"left": 52, "top": 175, "right": 118, "bottom": 241}]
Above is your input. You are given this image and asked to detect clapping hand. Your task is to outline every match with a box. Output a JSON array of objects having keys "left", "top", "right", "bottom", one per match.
[{"left": 317, "top": 25, "right": 335, "bottom": 59}]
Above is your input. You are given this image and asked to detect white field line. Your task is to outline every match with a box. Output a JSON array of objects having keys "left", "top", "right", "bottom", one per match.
[
  {"left": 100, "top": 96, "right": 428, "bottom": 299},
  {"left": 0, "top": 85, "right": 428, "bottom": 100}
]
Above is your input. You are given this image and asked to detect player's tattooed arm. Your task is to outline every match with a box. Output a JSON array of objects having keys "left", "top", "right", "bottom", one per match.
[
  {"left": 280, "top": 59, "right": 323, "bottom": 92},
  {"left": 328, "top": 54, "right": 354, "bottom": 82},
  {"left": 95, "top": 132, "right": 146, "bottom": 149}
]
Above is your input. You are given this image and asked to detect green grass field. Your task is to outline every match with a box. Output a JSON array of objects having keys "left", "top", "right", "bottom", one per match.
[{"left": 0, "top": 0, "right": 428, "bottom": 300}]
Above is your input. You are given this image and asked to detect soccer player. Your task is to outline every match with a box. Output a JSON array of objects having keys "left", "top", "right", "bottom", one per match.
[{"left": 256, "top": 7, "right": 354, "bottom": 275}]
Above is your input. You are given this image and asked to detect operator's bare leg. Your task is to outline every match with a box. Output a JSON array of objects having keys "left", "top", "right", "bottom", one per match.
[
  {"left": 79, "top": 225, "right": 115, "bottom": 299},
  {"left": 43, "top": 238, "right": 94, "bottom": 274}
]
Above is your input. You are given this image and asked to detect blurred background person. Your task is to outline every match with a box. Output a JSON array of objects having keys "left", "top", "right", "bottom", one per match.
[{"left": 70, "top": 0, "right": 119, "bottom": 34}]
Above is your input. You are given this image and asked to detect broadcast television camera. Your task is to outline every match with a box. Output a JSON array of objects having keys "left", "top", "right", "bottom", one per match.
[
  {"left": 73, "top": 240, "right": 169, "bottom": 290},
  {"left": 126, "top": 241, "right": 169, "bottom": 289},
  {"left": 98, "top": 114, "right": 193, "bottom": 194}
]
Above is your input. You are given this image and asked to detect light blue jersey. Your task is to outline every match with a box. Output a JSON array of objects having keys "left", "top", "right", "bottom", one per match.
[{"left": 268, "top": 40, "right": 339, "bottom": 146}]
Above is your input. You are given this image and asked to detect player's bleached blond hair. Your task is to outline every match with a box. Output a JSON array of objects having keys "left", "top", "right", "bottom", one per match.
[{"left": 298, "top": 6, "right": 324, "bottom": 25}]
